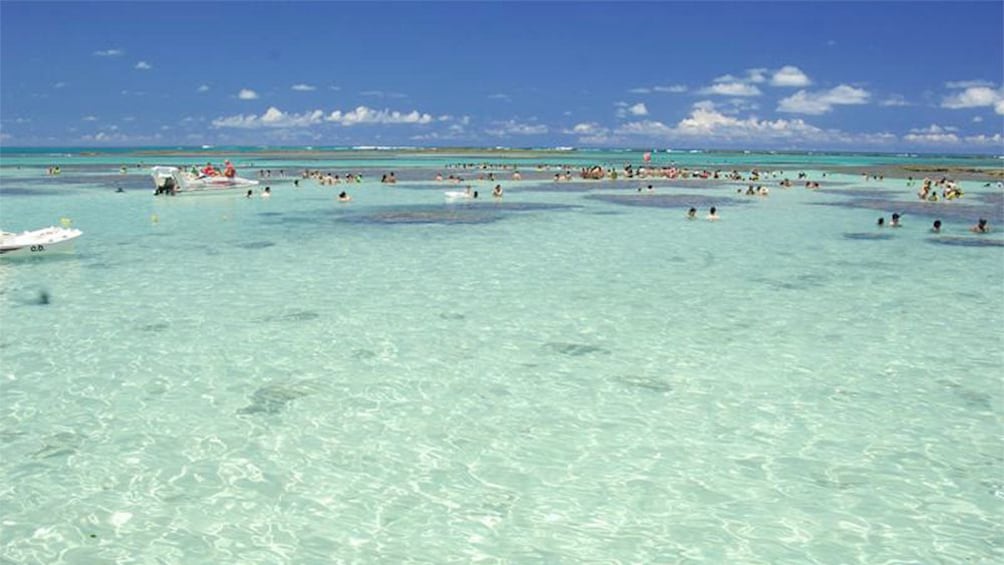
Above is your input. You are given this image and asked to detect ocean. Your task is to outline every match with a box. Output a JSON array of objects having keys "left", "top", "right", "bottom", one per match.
[{"left": 1, "top": 147, "right": 1002, "bottom": 563}]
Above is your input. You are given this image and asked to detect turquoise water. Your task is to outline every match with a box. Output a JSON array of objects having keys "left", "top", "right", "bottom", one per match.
[{"left": 1, "top": 149, "right": 1002, "bottom": 563}]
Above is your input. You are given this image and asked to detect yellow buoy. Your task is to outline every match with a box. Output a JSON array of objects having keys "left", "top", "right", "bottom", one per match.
[{"left": 60, "top": 217, "right": 72, "bottom": 227}]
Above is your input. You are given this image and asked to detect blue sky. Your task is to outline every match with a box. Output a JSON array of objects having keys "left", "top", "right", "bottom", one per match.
[{"left": 1, "top": 1, "right": 1002, "bottom": 151}]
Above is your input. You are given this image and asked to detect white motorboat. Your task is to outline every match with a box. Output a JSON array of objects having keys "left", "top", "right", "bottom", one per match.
[
  {"left": 151, "top": 166, "right": 259, "bottom": 195},
  {"left": 0, "top": 226, "right": 83, "bottom": 257}
]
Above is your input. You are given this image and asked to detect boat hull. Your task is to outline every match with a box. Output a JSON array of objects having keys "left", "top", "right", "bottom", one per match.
[
  {"left": 152, "top": 166, "right": 259, "bottom": 196},
  {"left": 0, "top": 227, "right": 83, "bottom": 257}
]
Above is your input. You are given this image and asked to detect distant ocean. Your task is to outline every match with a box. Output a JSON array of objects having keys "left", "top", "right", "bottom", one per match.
[{"left": 2, "top": 147, "right": 1002, "bottom": 563}]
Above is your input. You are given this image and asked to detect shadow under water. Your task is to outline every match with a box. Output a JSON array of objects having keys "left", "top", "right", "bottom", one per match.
[
  {"left": 586, "top": 193, "right": 751, "bottom": 209},
  {"left": 338, "top": 202, "right": 576, "bottom": 225}
]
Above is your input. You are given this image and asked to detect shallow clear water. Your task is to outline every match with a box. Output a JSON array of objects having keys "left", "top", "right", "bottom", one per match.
[{"left": 1, "top": 150, "right": 1002, "bottom": 563}]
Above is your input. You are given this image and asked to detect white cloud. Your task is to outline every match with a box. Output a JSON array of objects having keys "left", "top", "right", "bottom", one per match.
[
  {"left": 609, "top": 104, "right": 826, "bottom": 145},
  {"left": 696, "top": 98, "right": 759, "bottom": 115},
  {"left": 747, "top": 68, "right": 767, "bottom": 83},
  {"left": 770, "top": 66, "right": 811, "bottom": 87},
  {"left": 411, "top": 129, "right": 468, "bottom": 141},
  {"left": 80, "top": 131, "right": 161, "bottom": 144},
  {"left": 485, "top": 119, "right": 548, "bottom": 136},
  {"left": 879, "top": 95, "right": 910, "bottom": 107},
  {"left": 777, "top": 85, "right": 870, "bottom": 114},
  {"left": 945, "top": 80, "right": 994, "bottom": 89},
  {"left": 964, "top": 133, "right": 1003, "bottom": 145},
  {"left": 900, "top": 124, "right": 991, "bottom": 145},
  {"left": 53, "top": 82, "right": 66, "bottom": 89},
  {"left": 93, "top": 48, "right": 124, "bottom": 57},
  {"left": 566, "top": 122, "right": 605, "bottom": 135},
  {"left": 361, "top": 90, "right": 407, "bottom": 99},
  {"left": 674, "top": 107, "right": 821, "bottom": 138},
  {"left": 630, "top": 85, "right": 687, "bottom": 94},
  {"left": 715, "top": 68, "right": 767, "bottom": 84},
  {"left": 616, "top": 120, "right": 675, "bottom": 137},
  {"left": 614, "top": 102, "right": 649, "bottom": 118},
  {"left": 197, "top": 84, "right": 210, "bottom": 93},
  {"left": 237, "top": 89, "right": 259, "bottom": 100},
  {"left": 941, "top": 85, "right": 1004, "bottom": 115},
  {"left": 135, "top": 61, "right": 152, "bottom": 70},
  {"left": 212, "top": 106, "right": 324, "bottom": 129},
  {"left": 562, "top": 122, "right": 615, "bottom": 144},
  {"left": 291, "top": 84, "right": 316, "bottom": 91},
  {"left": 910, "top": 124, "right": 958, "bottom": 134},
  {"left": 82, "top": 115, "right": 98, "bottom": 121},
  {"left": 326, "top": 106, "right": 433, "bottom": 126},
  {"left": 699, "top": 82, "right": 762, "bottom": 97},
  {"left": 627, "top": 103, "right": 649, "bottom": 117},
  {"left": 973, "top": 116, "right": 983, "bottom": 123},
  {"left": 488, "top": 93, "right": 512, "bottom": 101},
  {"left": 584, "top": 101, "right": 905, "bottom": 147},
  {"left": 903, "top": 124, "right": 960, "bottom": 144}
]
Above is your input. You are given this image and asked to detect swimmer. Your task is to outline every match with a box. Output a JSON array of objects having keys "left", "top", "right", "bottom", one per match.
[
  {"left": 492, "top": 184, "right": 503, "bottom": 198},
  {"left": 338, "top": 191, "right": 351, "bottom": 202},
  {"left": 245, "top": 189, "right": 253, "bottom": 198},
  {"left": 877, "top": 217, "right": 885, "bottom": 227},
  {"left": 706, "top": 206, "right": 719, "bottom": 221},
  {"left": 890, "top": 213, "right": 902, "bottom": 227},
  {"left": 686, "top": 207, "right": 697, "bottom": 220},
  {"left": 970, "top": 218, "right": 990, "bottom": 233},
  {"left": 262, "top": 187, "right": 271, "bottom": 198},
  {"left": 931, "top": 219, "right": 942, "bottom": 233}
]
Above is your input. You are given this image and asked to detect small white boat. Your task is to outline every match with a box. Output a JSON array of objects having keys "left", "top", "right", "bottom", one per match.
[
  {"left": 0, "top": 226, "right": 83, "bottom": 257},
  {"left": 151, "top": 166, "right": 259, "bottom": 195}
]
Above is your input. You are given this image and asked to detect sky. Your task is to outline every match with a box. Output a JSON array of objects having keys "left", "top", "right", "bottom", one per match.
[{"left": 1, "top": 1, "right": 1002, "bottom": 152}]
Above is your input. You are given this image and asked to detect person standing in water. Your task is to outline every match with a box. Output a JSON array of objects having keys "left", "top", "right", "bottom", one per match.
[{"left": 970, "top": 218, "right": 990, "bottom": 233}]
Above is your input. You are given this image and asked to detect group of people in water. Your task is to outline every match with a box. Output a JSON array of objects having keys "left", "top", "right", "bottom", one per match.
[
  {"left": 687, "top": 207, "right": 720, "bottom": 221},
  {"left": 876, "top": 213, "right": 991, "bottom": 233},
  {"left": 298, "top": 169, "right": 364, "bottom": 185},
  {"left": 158, "top": 160, "right": 997, "bottom": 236},
  {"left": 914, "top": 177, "right": 964, "bottom": 201}
]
